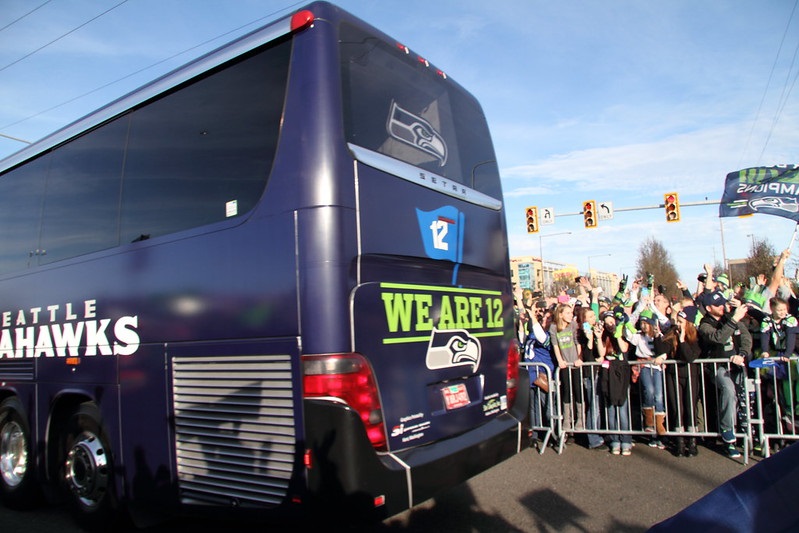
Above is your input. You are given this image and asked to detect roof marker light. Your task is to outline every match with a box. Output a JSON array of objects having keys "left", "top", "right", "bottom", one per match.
[
  {"left": 396, "top": 43, "right": 410, "bottom": 54},
  {"left": 418, "top": 56, "right": 430, "bottom": 67},
  {"left": 291, "top": 10, "right": 314, "bottom": 32}
]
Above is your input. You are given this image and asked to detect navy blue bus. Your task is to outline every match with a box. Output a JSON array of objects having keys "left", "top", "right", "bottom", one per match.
[{"left": 0, "top": 2, "right": 526, "bottom": 528}]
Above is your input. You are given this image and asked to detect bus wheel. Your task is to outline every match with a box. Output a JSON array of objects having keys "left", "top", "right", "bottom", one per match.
[
  {"left": 62, "top": 403, "right": 118, "bottom": 529},
  {"left": 0, "top": 397, "right": 38, "bottom": 508}
]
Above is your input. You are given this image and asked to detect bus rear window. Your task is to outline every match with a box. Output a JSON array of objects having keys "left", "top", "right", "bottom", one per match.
[{"left": 340, "top": 23, "right": 502, "bottom": 200}]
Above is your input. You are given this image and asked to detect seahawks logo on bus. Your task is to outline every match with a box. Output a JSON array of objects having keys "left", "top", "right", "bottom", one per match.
[
  {"left": 425, "top": 329, "right": 481, "bottom": 372},
  {"left": 387, "top": 100, "right": 448, "bottom": 166}
]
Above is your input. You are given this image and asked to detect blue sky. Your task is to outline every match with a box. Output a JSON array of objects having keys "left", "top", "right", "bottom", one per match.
[{"left": 1, "top": 1, "right": 798, "bottom": 284}]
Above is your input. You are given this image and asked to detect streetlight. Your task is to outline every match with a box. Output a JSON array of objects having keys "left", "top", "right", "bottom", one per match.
[
  {"left": 539, "top": 231, "right": 572, "bottom": 293},
  {"left": 588, "top": 253, "right": 612, "bottom": 274},
  {"left": 747, "top": 233, "right": 756, "bottom": 250}
]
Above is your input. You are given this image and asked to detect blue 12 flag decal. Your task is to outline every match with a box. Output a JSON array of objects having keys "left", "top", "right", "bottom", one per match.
[{"left": 416, "top": 206, "right": 465, "bottom": 263}]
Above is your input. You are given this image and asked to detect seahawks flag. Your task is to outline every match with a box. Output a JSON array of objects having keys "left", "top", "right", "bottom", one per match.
[{"left": 720, "top": 165, "right": 799, "bottom": 221}]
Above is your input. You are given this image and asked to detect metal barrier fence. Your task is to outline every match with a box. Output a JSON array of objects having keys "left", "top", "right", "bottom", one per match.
[
  {"left": 521, "top": 357, "right": 798, "bottom": 464},
  {"left": 525, "top": 362, "right": 557, "bottom": 455},
  {"left": 751, "top": 357, "right": 799, "bottom": 457}
]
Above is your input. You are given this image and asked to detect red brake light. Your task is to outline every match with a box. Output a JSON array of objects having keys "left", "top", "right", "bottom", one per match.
[
  {"left": 290, "top": 10, "right": 314, "bottom": 32},
  {"left": 303, "top": 353, "right": 386, "bottom": 450},
  {"left": 506, "top": 340, "right": 520, "bottom": 410}
]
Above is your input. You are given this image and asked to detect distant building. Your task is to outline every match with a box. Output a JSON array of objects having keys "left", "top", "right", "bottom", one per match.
[
  {"left": 510, "top": 256, "right": 617, "bottom": 299},
  {"left": 728, "top": 258, "right": 748, "bottom": 287}
]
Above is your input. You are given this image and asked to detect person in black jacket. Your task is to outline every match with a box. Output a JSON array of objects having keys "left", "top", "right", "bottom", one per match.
[
  {"left": 600, "top": 311, "right": 632, "bottom": 456},
  {"left": 663, "top": 306, "right": 702, "bottom": 457},
  {"left": 697, "top": 290, "right": 752, "bottom": 459}
]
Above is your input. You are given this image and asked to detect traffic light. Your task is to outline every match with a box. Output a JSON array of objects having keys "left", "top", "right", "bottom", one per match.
[
  {"left": 525, "top": 206, "right": 539, "bottom": 233},
  {"left": 664, "top": 192, "right": 680, "bottom": 222},
  {"left": 583, "top": 200, "right": 597, "bottom": 228}
]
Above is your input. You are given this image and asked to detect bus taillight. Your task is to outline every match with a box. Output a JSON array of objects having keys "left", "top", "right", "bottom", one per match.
[
  {"left": 302, "top": 353, "right": 387, "bottom": 450},
  {"left": 290, "top": 10, "right": 314, "bottom": 32},
  {"left": 506, "top": 341, "right": 520, "bottom": 410}
]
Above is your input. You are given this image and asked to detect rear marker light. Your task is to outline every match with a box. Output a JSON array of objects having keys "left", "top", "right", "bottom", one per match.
[
  {"left": 506, "top": 341, "right": 520, "bottom": 410},
  {"left": 290, "top": 10, "right": 314, "bottom": 31},
  {"left": 396, "top": 42, "right": 410, "bottom": 54},
  {"left": 303, "top": 353, "right": 387, "bottom": 450},
  {"left": 374, "top": 495, "right": 386, "bottom": 508}
]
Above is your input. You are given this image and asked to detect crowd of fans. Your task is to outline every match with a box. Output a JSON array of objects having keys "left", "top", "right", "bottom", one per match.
[{"left": 516, "top": 249, "right": 799, "bottom": 459}]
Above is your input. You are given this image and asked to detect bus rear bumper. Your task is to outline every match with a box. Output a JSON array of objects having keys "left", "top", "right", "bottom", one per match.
[
  {"left": 389, "top": 412, "right": 523, "bottom": 508},
  {"left": 303, "top": 399, "right": 524, "bottom": 521}
]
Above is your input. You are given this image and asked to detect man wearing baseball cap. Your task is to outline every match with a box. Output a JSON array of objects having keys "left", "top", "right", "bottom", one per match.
[{"left": 697, "top": 289, "right": 752, "bottom": 459}]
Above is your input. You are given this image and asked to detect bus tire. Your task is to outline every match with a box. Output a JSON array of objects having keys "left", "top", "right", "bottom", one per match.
[
  {"left": 0, "top": 397, "right": 39, "bottom": 509},
  {"left": 61, "top": 402, "right": 120, "bottom": 530}
]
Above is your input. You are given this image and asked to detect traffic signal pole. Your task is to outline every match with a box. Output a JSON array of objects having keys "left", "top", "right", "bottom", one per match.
[{"left": 557, "top": 199, "right": 719, "bottom": 218}]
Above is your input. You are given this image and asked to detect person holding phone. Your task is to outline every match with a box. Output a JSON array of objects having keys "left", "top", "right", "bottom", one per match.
[
  {"left": 577, "top": 307, "right": 607, "bottom": 450},
  {"left": 550, "top": 303, "right": 583, "bottom": 442},
  {"left": 697, "top": 290, "right": 752, "bottom": 459}
]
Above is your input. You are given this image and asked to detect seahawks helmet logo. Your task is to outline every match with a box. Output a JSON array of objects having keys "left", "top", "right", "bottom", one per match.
[
  {"left": 426, "top": 329, "right": 481, "bottom": 372},
  {"left": 387, "top": 101, "right": 448, "bottom": 166}
]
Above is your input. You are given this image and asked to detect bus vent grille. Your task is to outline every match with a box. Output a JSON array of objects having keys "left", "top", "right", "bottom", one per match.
[
  {"left": 172, "top": 354, "right": 296, "bottom": 508},
  {"left": 0, "top": 360, "right": 35, "bottom": 381}
]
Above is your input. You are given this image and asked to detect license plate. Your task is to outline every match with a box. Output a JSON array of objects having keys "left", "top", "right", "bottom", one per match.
[{"left": 442, "top": 383, "right": 470, "bottom": 410}]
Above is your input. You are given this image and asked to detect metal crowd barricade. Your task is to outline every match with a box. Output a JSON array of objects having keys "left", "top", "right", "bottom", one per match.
[
  {"left": 545, "top": 358, "right": 756, "bottom": 464},
  {"left": 752, "top": 357, "right": 799, "bottom": 457},
  {"left": 519, "top": 361, "right": 557, "bottom": 455}
]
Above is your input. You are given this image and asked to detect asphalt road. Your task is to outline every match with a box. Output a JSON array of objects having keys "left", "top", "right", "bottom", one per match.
[
  {"left": 385, "top": 438, "right": 753, "bottom": 532},
  {"left": 0, "top": 438, "right": 759, "bottom": 532}
]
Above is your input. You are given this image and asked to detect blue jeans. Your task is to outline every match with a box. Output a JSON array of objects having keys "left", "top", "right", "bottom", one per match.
[
  {"left": 583, "top": 373, "right": 604, "bottom": 448},
  {"left": 607, "top": 399, "right": 632, "bottom": 449},
  {"left": 639, "top": 366, "right": 665, "bottom": 412},
  {"left": 530, "top": 384, "right": 552, "bottom": 429},
  {"left": 714, "top": 366, "right": 737, "bottom": 434}
]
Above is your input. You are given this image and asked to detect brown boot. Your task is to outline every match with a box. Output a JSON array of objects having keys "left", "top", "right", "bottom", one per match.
[
  {"left": 643, "top": 407, "right": 655, "bottom": 432},
  {"left": 655, "top": 412, "right": 667, "bottom": 436}
]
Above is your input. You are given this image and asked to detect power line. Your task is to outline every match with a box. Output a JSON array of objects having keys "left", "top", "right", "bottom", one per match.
[
  {"left": 759, "top": 22, "right": 799, "bottom": 163},
  {"left": 0, "top": 1, "right": 306, "bottom": 135},
  {"left": 0, "top": 0, "right": 129, "bottom": 74},
  {"left": 0, "top": 0, "right": 53, "bottom": 33},
  {"left": 0, "top": 132, "right": 31, "bottom": 144},
  {"left": 757, "top": 0, "right": 799, "bottom": 164},
  {"left": 744, "top": 0, "right": 799, "bottom": 165}
]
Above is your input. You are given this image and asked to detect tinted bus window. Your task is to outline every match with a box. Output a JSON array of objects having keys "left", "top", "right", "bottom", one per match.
[
  {"left": 0, "top": 157, "right": 47, "bottom": 274},
  {"left": 120, "top": 41, "right": 290, "bottom": 244},
  {"left": 39, "top": 118, "right": 127, "bottom": 264},
  {"left": 340, "top": 23, "right": 502, "bottom": 199}
]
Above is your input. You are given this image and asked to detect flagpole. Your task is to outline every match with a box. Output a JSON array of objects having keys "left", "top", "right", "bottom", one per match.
[
  {"left": 719, "top": 218, "right": 729, "bottom": 278},
  {"left": 789, "top": 222, "right": 799, "bottom": 250}
]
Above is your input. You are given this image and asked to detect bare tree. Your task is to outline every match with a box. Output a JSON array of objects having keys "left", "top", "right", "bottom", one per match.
[
  {"left": 635, "top": 237, "right": 680, "bottom": 301},
  {"left": 745, "top": 238, "right": 777, "bottom": 281}
]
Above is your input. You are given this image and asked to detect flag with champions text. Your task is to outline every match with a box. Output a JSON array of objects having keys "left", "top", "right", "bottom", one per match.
[{"left": 720, "top": 165, "right": 799, "bottom": 222}]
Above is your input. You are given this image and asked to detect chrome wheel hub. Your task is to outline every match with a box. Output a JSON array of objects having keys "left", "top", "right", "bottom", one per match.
[
  {"left": 0, "top": 420, "right": 27, "bottom": 487},
  {"left": 65, "top": 431, "right": 108, "bottom": 508}
]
